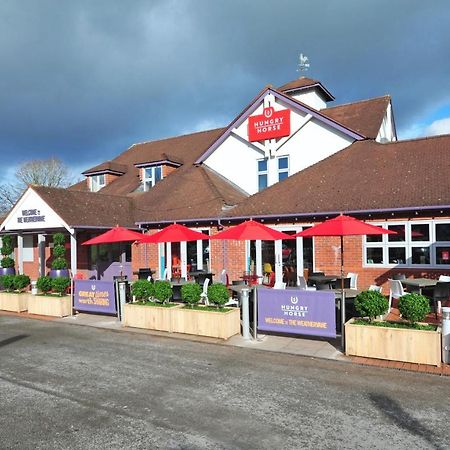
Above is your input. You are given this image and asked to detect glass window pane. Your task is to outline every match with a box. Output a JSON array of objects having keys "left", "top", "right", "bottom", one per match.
[
  {"left": 144, "top": 168, "right": 152, "bottom": 180},
  {"left": 388, "top": 247, "right": 406, "bottom": 264},
  {"left": 279, "top": 171, "right": 288, "bottom": 181},
  {"left": 366, "top": 234, "right": 382, "bottom": 243},
  {"left": 155, "top": 166, "right": 162, "bottom": 182},
  {"left": 388, "top": 225, "right": 405, "bottom": 242},
  {"left": 436, "top": 247, "right": 450, "bottom": 264},
  {"left": 258, "top": 174, "right": 267, "bottom": 191},
  {"left": 99, "top": 174, "right": 105, "bottom": 185},
  {"left": 436, "top": 223, "right": 450, "bottom": 241},
  {"left": 278, "top": 157, "right": 288, "bottom": 170},
  {"left": 366, "top": 248, "right": 383, "bottom": 264},
  {"left": 258, "top": 159, "right": 267, "bottom": 172},
  {"left": 411, "top": 224, "right": 429, "bottom": 241},
  {"left": 411, "top": 247, "right": 430, "bottom": 264}
]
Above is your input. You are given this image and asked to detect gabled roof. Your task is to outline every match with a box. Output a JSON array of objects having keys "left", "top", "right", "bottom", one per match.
[
  {"left": 277, "top": 77, "right": 335, "bottom": 101},
  {"left": 82, "top": 161, "right": 128, "bottom": 176},
  {"left": 134, "top": 164, "right": 247, "bottom": 224},
  {"left": 33, "top": 186, "right": 136, "bottom": 228},
  {"left": 322, "top": 96, "right": 391, "bottom": 139},
  {"left": 224, "top": 134, "right": 450, "bottom": 218},
  {"left": 195, "top": 87, "right": 365, "bottom": 164}
]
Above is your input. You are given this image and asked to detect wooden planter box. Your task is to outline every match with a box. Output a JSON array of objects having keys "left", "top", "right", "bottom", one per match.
[
  {"left": 28, "top": 295, "right": 72, "bottom": 317},
  {"left": 345, "top": 318, "right": 442, "bottom": 367},
  {"left": 123, "top": 303, "right": 180, "bottom": 332},
  {"left": 0, "top": 292, "right": 29, "bottom": 312},
  {"left": 171, "top": 307, "right": 240, "bottom": 339}
]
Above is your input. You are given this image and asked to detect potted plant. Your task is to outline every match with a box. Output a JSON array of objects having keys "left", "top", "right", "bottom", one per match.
[
  {"left": 345, "top": 290, "right": 441, "bottom": 366},
  {"left": 49, "top": 233, "right": 69, "bottom": 278},
  {"left": 28, "top": 275, "right": 72, "bottom": 317},
  {"left": 13, "top": 274, "right": 31, "bottom": 293},
  {"left": 0, "top": 235, "right": 15, "bottom": 276},
  {"left": 0, "top": 274, "right": 29, "bottom": 312},
  {"left": 171, "top": 282, "right": 240, "bottom": 339},
  {"left": 123, "top": 279, "right": 178, "bottom": 331}
]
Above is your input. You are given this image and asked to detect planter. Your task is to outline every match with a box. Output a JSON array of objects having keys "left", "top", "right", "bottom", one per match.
[
  {"left": 123, "top": 303, "right": 181, "bottom": 332},
  {"left": 28, "top": 295, "right": 72, "bottom": 317},
  {"left": 0, "top": 292, "right": 29, "bottom": 312},
  {"left": 0, "top": 268, "right": 16, "bottom": 276},
  {"left": 49, "top": 269, "right": 70, "bottom": 278},
  {"left": 345, "top": 318, "right": 442, "bottom": 367},
  {"left": 171, "top": 306, "right": 240, "bottom": 339}
]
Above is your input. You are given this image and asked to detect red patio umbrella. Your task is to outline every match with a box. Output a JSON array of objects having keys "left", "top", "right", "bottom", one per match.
[
  {"left": 139, "top": 224, "right": 210, "bottom": 243},
  {"left": 82, "top": 226, "right": 144, "bottom": 245},
  {"left": 211, "top": 220, "right": 294, "bottom": 241},
  {"left": 294, "top": 215, "right": 395, "bottom": 347}
]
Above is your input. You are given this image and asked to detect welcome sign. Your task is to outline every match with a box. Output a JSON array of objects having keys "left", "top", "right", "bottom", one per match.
[
  {"left": 257, "top": 289, "right": 336, "bottom": 338},
  {"left": 248, "top": 107, "right": 290, "bottom": 142},
  {"left": 73, "top": 280, "right": 117, "bottom": 314}
]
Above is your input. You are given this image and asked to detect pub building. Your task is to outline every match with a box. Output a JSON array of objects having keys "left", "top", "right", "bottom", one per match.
[{"left": 1, "top": 76, "right": 450, "bottom": 292}]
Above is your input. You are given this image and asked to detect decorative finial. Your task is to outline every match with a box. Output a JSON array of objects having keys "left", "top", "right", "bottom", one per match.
[{"left": 297, "top": 53, "right": 310, "bottom": 74}]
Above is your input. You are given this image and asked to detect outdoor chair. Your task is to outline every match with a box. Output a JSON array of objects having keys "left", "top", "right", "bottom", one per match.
[
  {"left": 432, "top": 282, "right": 450, "bottom": 318},
  {"left": 200, "top": 278, "right": 210, "bottom": 305},
  {"left": 298, "top": 276, "right": 316, "bottom": 291},
  {"left": 220, "top": 269, "right": 229, "bottom": 286},
  {"left": 332, "top": 277, "right": 351, "bottom": 289},
  {"left": 388, "top": 279, "right": 405, "bottom": 312},
  {"left": 316, "top": 282, "right": 331, "bottom": 290},
  {"left": 438, "top": 275, "right": 450, "bottom": 282},
  {"left": 347, "top": 272, "right": 358, "bottom": 290},
  {"left": 369, "top": 285, "right": 382, "bottom": 293},
  {"left": 284, "top": 271, "right": 297, "bottom": 287}
]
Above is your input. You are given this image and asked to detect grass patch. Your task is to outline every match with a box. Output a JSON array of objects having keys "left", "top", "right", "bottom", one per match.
[
  {"left": 181, "top": 305, "right": 232, "bottom": 313},
  {"left": 353, "top": 319, "right": 436, "bottom": 331},
  {"left": 133, "top": 301, "right": 178, "bottom": 308},
  {"left": 36, "top": 293, "right": 70, "bottom": 298}
]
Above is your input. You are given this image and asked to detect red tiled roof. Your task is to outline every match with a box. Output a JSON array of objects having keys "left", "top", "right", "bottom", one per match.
[
  {"left": 82, "top": 161, "right": 128, "bottom": 176},
  {"left": 277, "top": 77, "right": 334, "bottom": 101}
]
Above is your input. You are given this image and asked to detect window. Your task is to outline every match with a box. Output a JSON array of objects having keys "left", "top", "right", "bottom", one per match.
[
  {"left": 23, "top": 235, "right": 34, "bottom": 262},
  {"left": 90, "top": 174, "right": 106, "bottom": 192},
  {"left": 143, "top": 166, "right": 162, "bottom": 191},
  {"left": 278, "top": 156, "right": 289, "bottom": 181},
  {"left": 257, "top": 158, "right": 268, "bottom": 191},
  {"left": 364, "top": 220, "right": 450, "bottom": 267}
]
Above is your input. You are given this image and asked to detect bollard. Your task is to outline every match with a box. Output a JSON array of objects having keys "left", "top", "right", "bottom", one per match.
[
  {"left": 241, "top": 288, "right": 251, "bottom": 340},
  {"left": 31, "top": 280, "right": 38, "bottom": 295},
  {"left": 442, "top": 307, "right": 450, "bottom": 364}
]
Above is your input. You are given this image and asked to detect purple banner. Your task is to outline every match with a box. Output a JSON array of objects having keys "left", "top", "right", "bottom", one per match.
[
  {"left": 73, "top": 280, "right": 117, "bottom": 314},
  {"left": 257, "top": 289, "right": 336, "bottom": 338}
]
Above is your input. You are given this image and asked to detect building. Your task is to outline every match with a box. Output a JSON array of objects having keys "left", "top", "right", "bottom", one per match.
[{"left": 1, "top": 76, "right": 449, "bottom": 290}]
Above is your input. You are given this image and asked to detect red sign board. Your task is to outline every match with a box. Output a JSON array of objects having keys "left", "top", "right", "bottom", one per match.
[{"left": 248, "top": 107, "right": 290, "bottom": 142}]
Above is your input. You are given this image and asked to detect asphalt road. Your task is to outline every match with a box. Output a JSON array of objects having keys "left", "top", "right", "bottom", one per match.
[{"left": 0, "top": 316, "right": 449, "bottom": 450}]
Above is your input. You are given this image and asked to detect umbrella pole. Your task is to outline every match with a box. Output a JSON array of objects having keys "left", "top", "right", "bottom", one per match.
[{"left": 340, "top": 235, "right": 345, "bottom": 351}]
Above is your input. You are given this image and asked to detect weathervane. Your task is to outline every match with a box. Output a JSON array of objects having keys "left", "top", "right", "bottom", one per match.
[{"left": 297, "top": 53, "right": 310, "bottom": 73}]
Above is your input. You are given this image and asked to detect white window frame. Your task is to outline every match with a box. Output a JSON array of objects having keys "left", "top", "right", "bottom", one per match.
[
  {"left": 257, "top": 158, "right": 268, "bottom": 192},
  {"left": 90, "top": 174, "right": 106, "bottom": 192},
  {"left": 142, "top": 166, "right": 163, "bottom": 191},
  {"left": 363, "top": 219, "right": 450, "bottom": 268},
  {"left": 277, "top": 155, "right": 289, "bottom": 182}
]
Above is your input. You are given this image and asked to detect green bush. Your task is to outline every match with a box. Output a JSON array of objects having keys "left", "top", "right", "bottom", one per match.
[
  {"left": 13, "top": 274, "right": 30, "bottom": 292},
  {"left": 207, "top": 283, "right": 229, "bottom": 307},
  {"left": 0, "top": 275, "right": 15, "bottom": 292},
  {"left": 1, "top": 256, "right": 15, "bottom": 269},
  {"left": 51, "top": 233, "right": 68, "bottom": 270},
  {"left": 181, "top": 283, "right": 202, "bottom": 308},
  {"left": 37, "top": 276, "right": 52, "bottom": 294},
  {"left": 153, "top": 280, "right": 172, "bottom": 304},
  {"left": 51, "top": 277, "right": 71, "bottom": 296},
  {"left": 354, "top": 290, "right": 389, "bottom": 321},
  {"left": 131, "top": 280, "right": 154, "bottom": 301},
  {"left": 398, "top": 293, "right": 430, "bottom": 324}
]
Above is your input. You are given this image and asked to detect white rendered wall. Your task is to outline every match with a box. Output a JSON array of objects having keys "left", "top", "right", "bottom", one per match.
[
  {"left": 376, "top": 101, "right": 396, "bottom": 142},
  {"left": 203, "top": 95, "right": 355, "bottom": 195},
  {"left": 289, "top": 90, "right": 327, "bottom": 110}
]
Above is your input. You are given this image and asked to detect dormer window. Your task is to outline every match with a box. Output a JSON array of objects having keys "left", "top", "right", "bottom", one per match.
[
  {"left": 90, "top": 174, "right": 106, "bottom": 192},
  {"left": 143, "top": 166, "right": 162, "bottom": 191}
]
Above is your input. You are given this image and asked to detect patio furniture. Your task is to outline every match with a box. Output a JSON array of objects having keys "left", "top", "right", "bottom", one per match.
[
  {"left": 297, "top": 275, "right": 316, "bottom": 291},
  {"left": 431, "top": 282, "right": 450, "bottom": 318},
  {"left": 400, "top": 278, "right": 438, "bottom": 295},
  {"left": 347, "top": 272, "right": 358, "bottom": 289},
  {"left": 284, "top": 271, "right": 297, "bottom": 287},
  {"left": 200, "top": 278, "right": 210, "bottom": 305},
  {"left": 388, "top": 279, "right": 405, "bottom": 311},
  {"left": 138, "top": 268, "right": 154, "bottom": 281},
  {"left": 439, "top": 275, "right": 450, "bottom": 282},
  {"left": 332, "top": 277, "right": 351, "bottom": 289},
  {"left": 369, "top": 285, "right": 382, "bottom": 293}
]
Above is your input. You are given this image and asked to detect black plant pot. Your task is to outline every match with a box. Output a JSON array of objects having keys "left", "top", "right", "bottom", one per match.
[
  {"left": 49, "top": 269, "right": 70, "bottom": 278},
  {"left": 0, "top": 267, "right": 16, "bottom": 276}
]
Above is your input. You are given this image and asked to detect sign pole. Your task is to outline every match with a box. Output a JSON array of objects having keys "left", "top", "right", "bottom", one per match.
[{"left": 241, "top": 288, "right": 251, "bottom": 340}]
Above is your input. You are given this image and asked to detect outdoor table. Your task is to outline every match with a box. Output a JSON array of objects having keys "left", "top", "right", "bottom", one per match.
[
  {"left": 188, "top": 271, "right": 215, "bottom": 285},
  {"left": 307, "top": 274, "right": 338, "bottom": 288},
  {"left": 401, "top": 278, "right": 438, "bottom": 294},
  {"left": 170, "top": 279, "right": 193, "bottom": 301}
]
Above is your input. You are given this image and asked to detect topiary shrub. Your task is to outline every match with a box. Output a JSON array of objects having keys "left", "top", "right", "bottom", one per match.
[
  {"left": 0, "top": 275, "right": 15, "bottom": 292},
  {"left": 398, "top": 293, "right": 430, "bottom": 324},
  {"left": 354, "top": 290, "right": 389, "bottom": 321},
  {"left": 51, "top": 277, "right": 71, "bottom": 296},
  {"left": 207, "top": 283, "right": 229, "bottom": 308},
  {"left": 1, "top": 235, "right": 15, "bottom": 268},
  {"left": 37, "top": 276, "right": 52, "bottom": 294},
  {"left": 51, "top": 233, "right": 68, "bottom": 270},
  {"left": 131, "top": 279, "right": 154, "bottom": 302},
  {"left": 181, "top": 283, "right": 202, "bottom": 308},
  {"left": 153, "top": 280, "right": 172, "bottom": 304},
  {"left": 13, "top": 274, "right": 30, "bottom": 292}
]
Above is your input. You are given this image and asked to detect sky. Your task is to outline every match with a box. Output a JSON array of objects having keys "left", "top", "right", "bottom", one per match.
[{"left": 1, "top": 0, "right": 450, "bottom": 183}]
